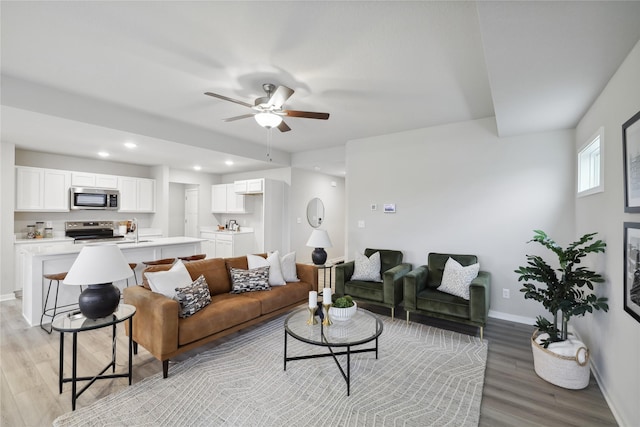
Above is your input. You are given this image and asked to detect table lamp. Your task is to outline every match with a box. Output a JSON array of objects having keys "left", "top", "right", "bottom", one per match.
[
  {"left": 64, "top": 244, "right": 133, "bottom": 319},
  {"left": 306, "top": 229, "right": 333, "bottom": 265}
]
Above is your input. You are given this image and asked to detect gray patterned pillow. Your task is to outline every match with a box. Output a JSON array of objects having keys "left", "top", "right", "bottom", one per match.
[
  {"left": 351, "top": 251, "right": 382, "bottom": 282},
  {"left": 437, "top": 257, "right": 480, "bottom": 300},
  {"left": 230, "top": 266, "right": 271, "bottom": 293},
  {"left": 173, "top": 275, "right": 211, "bottom": 318}
]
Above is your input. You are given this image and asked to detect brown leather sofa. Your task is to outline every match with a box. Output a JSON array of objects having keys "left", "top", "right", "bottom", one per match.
[{"left": 123, "top": 255, "right": 317, "bottom": 378}]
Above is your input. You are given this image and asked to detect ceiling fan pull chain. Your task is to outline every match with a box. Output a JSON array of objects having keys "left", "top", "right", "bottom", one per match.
[{"left": 266, "top": 128, "right": 273, "bottom": 162}]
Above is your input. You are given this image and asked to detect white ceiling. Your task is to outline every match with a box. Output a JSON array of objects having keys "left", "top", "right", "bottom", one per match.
[{"left": 2, "top": 1, "right": 639, "bottom": 177}]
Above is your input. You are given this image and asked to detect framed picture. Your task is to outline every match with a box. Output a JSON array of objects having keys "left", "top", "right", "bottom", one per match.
[
  {"left": 623, "top": 222, "right": 640, "bottom": 323},
  {"left": 383, "top": 203, "right": 396, "bottom": 213},
  {"left": 623, "top": 110, "right": 640, "bottom": 212}
]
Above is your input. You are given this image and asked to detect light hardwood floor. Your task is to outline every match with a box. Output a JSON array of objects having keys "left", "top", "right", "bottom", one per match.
[{"left": 0, "top": 298, "right": 618, "bottom": 426}]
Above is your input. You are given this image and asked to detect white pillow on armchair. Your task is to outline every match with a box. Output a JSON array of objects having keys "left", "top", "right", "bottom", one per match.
[
  {"left": 351, "top": 251, "right": 382, "bottom": 282},
  {"left": 437, "top": 257, "right": 479, "bottom": 300}
]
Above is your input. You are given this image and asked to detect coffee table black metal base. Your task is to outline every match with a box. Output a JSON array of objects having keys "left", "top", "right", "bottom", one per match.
[
  {"left": 52, "top": 304, "right": 136, "bottom": 410},
  {"left": 283, "top": 307, "right": 383, "bottom": 396}
]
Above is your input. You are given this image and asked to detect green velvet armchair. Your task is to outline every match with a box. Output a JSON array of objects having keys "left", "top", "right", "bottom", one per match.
[
  {"left": 335, "top": 248, "right": 411, "bottom": 319},
  {"left": 403, "top": 253, "right": 490, "bottom": 339}
]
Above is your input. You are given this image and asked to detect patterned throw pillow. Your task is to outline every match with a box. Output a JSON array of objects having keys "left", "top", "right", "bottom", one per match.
[
  {"left": 230, "top": 266, "right": 271, "bottom": 293},
  {"left": 437, "top": 257, "right": 480, "bottom": 300},
  {"left": 173, "top": 275, "right": 212, "bottom": 318},
  {"left": 351, "top": 251, "right": 382, "bottom": 282}
]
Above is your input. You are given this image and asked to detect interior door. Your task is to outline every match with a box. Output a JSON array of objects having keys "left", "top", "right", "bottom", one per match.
[{"left": 185, "top": 188, "right": 199, "bottom": 237}]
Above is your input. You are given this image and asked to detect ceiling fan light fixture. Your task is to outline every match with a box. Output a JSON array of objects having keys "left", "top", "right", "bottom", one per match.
[{"left": 254, "top": 112, "right": 282, "bottom": 128}]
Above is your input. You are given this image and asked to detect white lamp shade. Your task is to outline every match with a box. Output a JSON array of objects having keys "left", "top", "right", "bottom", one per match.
[
  {"left": 306, "top": 229, "right": 333, "bottom": 248},
  {"left": 254, "top": 112, "right": 283, "bottom": 128},
  {"left": 64, "top": 244, "right": 133, "bottom": 285}
]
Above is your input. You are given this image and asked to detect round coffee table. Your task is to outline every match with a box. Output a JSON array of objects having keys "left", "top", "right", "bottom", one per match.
[{"left": 284, "top": 306, "right": 383, "bottom": 396}]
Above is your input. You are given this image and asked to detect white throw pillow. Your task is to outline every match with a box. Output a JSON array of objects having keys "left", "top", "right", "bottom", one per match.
[
  {"left": 437, "top": 257, "right": 479, "bottom": 300},
  {"left": 351, "top": 251, "right": 382, "bottom": 282},
  {"left": 247, "top": 252, "right": 286, "bottom": 286},
  {"left": 145, "top": 260, "right": 193, "bottom": 298},
  {"left": 280, "top": 251, "right": 300, "bottom": 282}
]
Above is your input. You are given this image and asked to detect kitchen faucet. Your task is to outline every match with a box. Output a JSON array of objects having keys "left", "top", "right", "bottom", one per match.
[{"left": 132, "top": 218, "right": 139, "bottom": 243}]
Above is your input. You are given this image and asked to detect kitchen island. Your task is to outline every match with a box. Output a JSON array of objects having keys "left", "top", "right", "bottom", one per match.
[{"left": 19, "top": 237, "right": 204, "bottom": 327}]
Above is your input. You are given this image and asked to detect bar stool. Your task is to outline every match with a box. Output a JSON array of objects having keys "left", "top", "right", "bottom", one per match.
[
  {"left": 126, "top": 263, "right": 138, "bottom": 287},
  {"left": 177, "top": 254, "right": 206, "bottom": 262},
  {"left": 40, "top": 272, "right": 81, "bottom": 334},
  {"left": 142, "top": 258, "right": 176, "bottom": 267}
]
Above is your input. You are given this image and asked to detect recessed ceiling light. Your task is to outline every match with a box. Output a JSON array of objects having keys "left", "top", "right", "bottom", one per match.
[
  {"left": 193, "top": 165, "right": 202, "bottom": 171},
  {"left": 124, "top": 142, "right": 137, "bottom": 149},
  {"left": 314, "top": 166, "right": 321, "bottom": 171},
  {"left": 225, "top": 160, "right": 234, "bottom": 166},
  {"left": 98, "top": 151, "right": 109, "bottom": 158}
]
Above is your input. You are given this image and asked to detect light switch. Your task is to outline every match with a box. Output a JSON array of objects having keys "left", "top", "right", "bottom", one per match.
[
  {"left": 358, "top": 220, "right": 365, "bottom": 228},
  {"left": 297, "top": 217, "right": 301, "bottom": 224}
]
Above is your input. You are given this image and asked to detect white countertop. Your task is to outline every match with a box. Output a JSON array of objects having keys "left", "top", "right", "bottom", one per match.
[{"left": 19, "top": 236, "right": 205, "bottom": 257}]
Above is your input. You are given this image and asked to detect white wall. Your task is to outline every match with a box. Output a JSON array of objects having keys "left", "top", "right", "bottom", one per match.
[
  {"left": 345, "top": 117, "right": 575, "bottom": 320},
  {"left": 1, "top": 143, "right": 16, "bottom": 299},
  {"left": 574, "top": 40, "right": 640, "bottom": 427}
]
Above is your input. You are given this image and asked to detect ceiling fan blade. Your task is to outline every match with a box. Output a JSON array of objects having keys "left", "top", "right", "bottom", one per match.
[
  {"left": 223, "top": 114, "right": 255, "bottom": 122},
  {"left": 277, "top": 121, "right": 291, "bottom": 132},
  {"left": 205, "top": 92, "right": 253, "bottom": 108},
  {"left": 283, "top": 110, "right": 330, "bottom": 120},
  {"left": 267, "top": 85, "right": 294, "bottom": 108}
]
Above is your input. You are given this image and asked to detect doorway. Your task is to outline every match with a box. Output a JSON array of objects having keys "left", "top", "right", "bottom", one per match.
[{"left": 185, "top": 187, "right": 199, "bottom": 237}]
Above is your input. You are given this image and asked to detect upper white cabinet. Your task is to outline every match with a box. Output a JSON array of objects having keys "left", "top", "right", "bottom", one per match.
[
  {"left": 211, "top": 184, "right": 251, "bottom": 213},
  {"left": 118, "top": 177, "right": 155, "bottom": 212},
  {"left": 234, "top": 178, "right": 264, "bottom": 194},
  {"left": 71, "top": 172, "right": 118, "bottom": 189},
  {"left": 16, "top": 167, "right": 70, "bottom": 212}
]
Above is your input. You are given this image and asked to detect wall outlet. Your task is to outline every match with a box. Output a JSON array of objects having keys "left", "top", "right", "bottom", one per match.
[
  {"left": 502, "top": 288, "right": 510, "bottom": 299},
  {"left": 358, "top": 220, "right": 365, "bottom": 228}
]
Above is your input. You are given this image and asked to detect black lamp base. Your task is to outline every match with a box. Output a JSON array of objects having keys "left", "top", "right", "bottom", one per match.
[
  {"left": 78, "top": 283, "right": 121, "bottom": 319},
  {"left": 311, "top": 248, "right": 327, "bottom": 265}
]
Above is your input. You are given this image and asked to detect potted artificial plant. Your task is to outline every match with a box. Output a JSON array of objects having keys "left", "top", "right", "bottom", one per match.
[
  {"left": 329, "top": 295, "right": 357, "bottom": 321},
  {"left": 515, "top": 230, "right": 608, "bottom": 389}
]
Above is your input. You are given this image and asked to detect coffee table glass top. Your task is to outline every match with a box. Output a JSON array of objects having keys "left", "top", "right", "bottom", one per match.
[
  {"left": 285, "top": 307, "right": 383, "bottom": 346},
  {"left": 51, "top": 303, "right": 136, "bottom": 333}
]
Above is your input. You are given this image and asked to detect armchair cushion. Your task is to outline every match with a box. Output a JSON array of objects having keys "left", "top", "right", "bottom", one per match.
[
  {"left": 437, "top": 257, "right": 480, "bottom": 300},
  {"left": 351, "top": 251, "right": 382, "bottom": 282}
]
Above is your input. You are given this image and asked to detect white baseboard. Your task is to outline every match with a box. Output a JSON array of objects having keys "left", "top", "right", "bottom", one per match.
[
  {"left": 488, "top": 309, "right": 536, "bottom": 325},
  {"left": 0, "top": 293, "right": 16, "bottom": 302}
]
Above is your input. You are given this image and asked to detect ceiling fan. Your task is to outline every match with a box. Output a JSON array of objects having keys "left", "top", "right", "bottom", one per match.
[{"left": 204, "top": 83, "right": 329, "bottom": 132}]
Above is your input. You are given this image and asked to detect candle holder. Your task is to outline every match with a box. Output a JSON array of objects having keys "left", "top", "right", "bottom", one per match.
[
  {"left": 322, "top": 303, "right": 332, "bottom": 326},
  {"left": 306, "top": 306, "right": 318, "bottom": 325}
]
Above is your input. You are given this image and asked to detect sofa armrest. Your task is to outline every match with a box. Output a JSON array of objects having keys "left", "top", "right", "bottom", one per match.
[
  {"left": 469, "top": 271, "right": 491, "bottom": 324},
  {"left": 123, "top": 286, "right": 179, "bottom": 361},
  {"left": 295, "top": 263, "right": 318, "bottom": 290},
  {"left": 403, "top": 265, "right": 429, "bottom": 311},
  {"left": 335, "top": 261, "right": 355, "bottom": 296},
  {"left": 382, "top": 263, "right": 411, "bottom": 305}
]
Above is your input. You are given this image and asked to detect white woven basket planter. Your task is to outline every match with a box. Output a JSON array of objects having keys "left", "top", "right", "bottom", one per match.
[{"left": 531, "top": 330, "right": 590, "bottom": 390}]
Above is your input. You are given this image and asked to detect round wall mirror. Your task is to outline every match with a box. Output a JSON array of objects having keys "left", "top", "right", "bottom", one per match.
[{"left": 306, "top": 198, "right": 325, "bottom": 228}]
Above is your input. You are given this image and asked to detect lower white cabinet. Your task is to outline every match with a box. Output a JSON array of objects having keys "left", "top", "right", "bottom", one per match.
[{"left": 200, "top": 232, "right": 255, "bottom": 258}]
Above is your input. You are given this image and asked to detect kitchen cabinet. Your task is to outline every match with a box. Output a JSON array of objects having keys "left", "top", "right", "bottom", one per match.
[
  {"left": 234, "top": 178, "right": 263, "bottom": 194},
  {"left": 71, "top": 172, "right": 118, "bottom": 188},
  {"left": 118, "top": 177, "right": 155, "bottom": 212},
  {"left": 15, "top": 166, "right": 70, "bottom": 212},
  {"left": 200, "top": 231, "right": 254, "bottom": 258},
  {"left": 211, "top": 184, "right": 250, "bottom": 213}
]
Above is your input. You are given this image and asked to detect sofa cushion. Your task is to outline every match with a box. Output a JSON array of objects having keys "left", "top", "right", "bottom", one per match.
[
  {"left": 230, "top": 267, "right": 271, "bottom": 293},
  {"left": 177, "top": 293, "right": 261, "bottom": 346},
  {"left": 345, "top": 280, "right": 384, "bottom": 303},
  {"left": 248, "top": 251, "right": 285, "bottom": 286},
  {"left": 183, "top": 258, "right": 231, "bottom": 296},
  {"left": 145, "top": 260, "right": 193, "bottom": 298},
  {"left": 437, "top": 257, "right": 479, "bottom": 300},
  {"left": 417, "top": 288, "right": 470, "bottom": 319},
  {"left": 351, "top": 251, "right": 382, "bottom": 282},
  {"left": 174, "top": 275, "right": 211, "bottom": 318},
  {"left": 240, "top": 282, "right": 312, "bottom": 314}
]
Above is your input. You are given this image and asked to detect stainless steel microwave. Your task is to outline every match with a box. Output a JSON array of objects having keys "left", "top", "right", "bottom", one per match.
[{"left": 70, "top": 187, "right": 119, "bottom": 210}]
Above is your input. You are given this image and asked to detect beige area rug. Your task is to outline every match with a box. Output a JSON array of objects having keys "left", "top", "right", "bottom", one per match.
[{"left": 54, "top": 313, "right": 487, "bottom": 427}]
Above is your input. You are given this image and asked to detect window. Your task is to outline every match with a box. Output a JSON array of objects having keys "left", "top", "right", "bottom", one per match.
[{"left": 577, "top": 127, "right": 604, "bottom": 197}]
